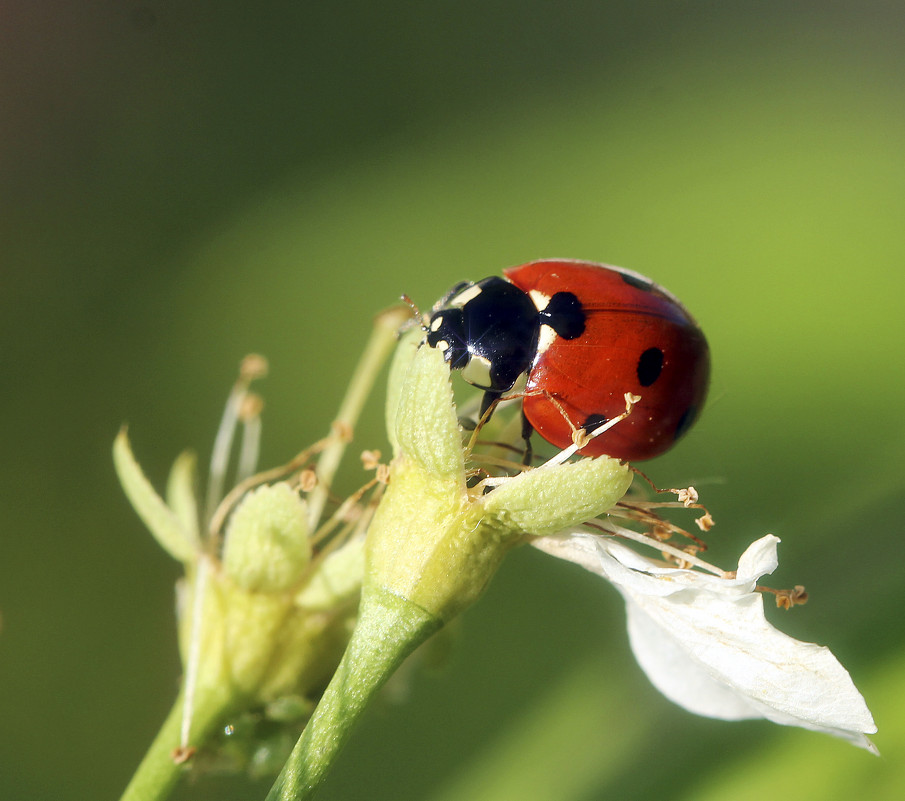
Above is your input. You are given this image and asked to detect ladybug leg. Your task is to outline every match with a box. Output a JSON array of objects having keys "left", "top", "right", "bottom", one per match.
[
  {"left": 478, "top": 390, "right": 503, "bottom": 423},
  {"left": 520, "top": 408, "right": 535, "bottom": 465},
  {"left": 456, "top": 391, "right": 501, "bottom": 432}
]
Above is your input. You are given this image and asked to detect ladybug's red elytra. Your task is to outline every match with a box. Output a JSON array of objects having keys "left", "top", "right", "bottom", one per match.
[{"left": 425, "top": 259, "right": 710, "bottom": 461}]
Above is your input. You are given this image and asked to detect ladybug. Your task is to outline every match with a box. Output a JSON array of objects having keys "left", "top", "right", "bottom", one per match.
[{"left": 425, "top": 259, "right": 710, "bottom": 461}]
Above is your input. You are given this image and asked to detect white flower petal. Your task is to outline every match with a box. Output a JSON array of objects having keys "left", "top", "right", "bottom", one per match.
[{"left": 533, "top": 532, "right": 878, "bottom": 752}]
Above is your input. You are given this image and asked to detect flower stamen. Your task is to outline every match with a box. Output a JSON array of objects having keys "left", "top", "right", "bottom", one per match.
[
  {"left": 542, "top": 394, "right": 638, "bottom": 469},
  {"left": 298, "top": 469, "right": 318, "bottom": 493},
  {"left": 207, "top": 438, "right": 330, "bottom": 547},
  {"left": 310, "top": 478, "right": 383, "bottom": 549},
  {"left": 206, "top": 356, "right": 269, "bottom": 522},
  {"left": 360, "top": 450, "right": 382, "bottom": 471},
  {"left": 588, "top": 518, "right": 730, "bottom": 577},
  {"left": 757, "top": 583, "right": 809, "bottom": 609},
  {"left": 627, "top": 467, "right": 715, "bottom": 534},
  {"left": 235, "top": 392, "right": 264, "bottom": 484}
]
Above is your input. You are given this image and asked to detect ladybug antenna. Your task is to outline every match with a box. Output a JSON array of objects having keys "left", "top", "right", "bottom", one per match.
[
  {"left": 399, "top": 293, "right": 424, "bottom": 325},
  {"left": 398, "top": 295, "right": 427, "bottom": 336}
]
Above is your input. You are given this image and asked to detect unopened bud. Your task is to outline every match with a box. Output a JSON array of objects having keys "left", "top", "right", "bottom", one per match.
[{"left": 223, "top": 483, "right": 311, "bottom": 592}]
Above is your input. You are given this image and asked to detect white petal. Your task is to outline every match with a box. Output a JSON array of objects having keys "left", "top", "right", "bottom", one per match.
[{"left": 533, "top": 532, "right": 878, "bottom": 752}]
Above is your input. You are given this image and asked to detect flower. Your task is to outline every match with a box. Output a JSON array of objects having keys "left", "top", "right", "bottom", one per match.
[
  {"left": 116, "top": 305, "right": 410, "bottom": 800},
  {"left": 532, "top": 530, "right": 878, "bottom": 752},
  {"left": 114, "top": 361, "right": 366, "bottom": 776}
]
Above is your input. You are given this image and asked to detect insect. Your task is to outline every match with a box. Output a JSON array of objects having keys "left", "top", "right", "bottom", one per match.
[{"left": 425, "top": 259, "right": 710, "bottom": 461}]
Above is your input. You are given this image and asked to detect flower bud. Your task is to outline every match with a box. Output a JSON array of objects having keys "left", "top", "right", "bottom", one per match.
[{"left": 223, "top": 483, "right": 311, "bottom": 593}]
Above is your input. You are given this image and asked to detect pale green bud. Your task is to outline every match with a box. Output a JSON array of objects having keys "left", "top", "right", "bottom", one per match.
[{"left": 222, "top": 483, "right": 311, "bottom": 593}]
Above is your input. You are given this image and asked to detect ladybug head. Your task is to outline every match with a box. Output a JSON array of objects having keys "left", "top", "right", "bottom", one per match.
[
  {"left": 425, "top": 276, "right": 541, "bottom": 394},
  {"left": 425, "top": 307, "right": 472, "bottom": 372}
]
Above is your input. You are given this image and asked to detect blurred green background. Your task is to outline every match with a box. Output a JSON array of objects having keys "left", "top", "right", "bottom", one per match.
[{"left": 2, "top": 2, "right": 904, "bottom": 799}]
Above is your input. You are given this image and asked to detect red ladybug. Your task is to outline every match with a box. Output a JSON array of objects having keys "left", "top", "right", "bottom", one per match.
[{"left": 425, "top": 259, "right": 710, "bottom": 461}]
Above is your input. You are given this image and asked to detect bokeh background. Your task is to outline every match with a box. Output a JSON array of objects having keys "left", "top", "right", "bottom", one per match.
[{"left": 2, "top": 2, "right": 904, "bottom": 799}]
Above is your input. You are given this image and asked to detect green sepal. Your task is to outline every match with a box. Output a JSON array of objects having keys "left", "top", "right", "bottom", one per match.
[
  {"left": 113, "top": 428, "right": 196, "bottom": 563},
  {"left": 482, "top": 456, "right": 633, "bottom": 536},
  {"left": 384, "top": 326, "right": 421, "bottom": 455},
  {"left": 166, "top": 449, "right": 201, "bottom": 550},
  {"left": 391, "top": 335, "right": 464, "bottom": 481}
]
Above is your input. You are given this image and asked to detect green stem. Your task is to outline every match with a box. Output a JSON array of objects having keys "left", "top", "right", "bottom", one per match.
[
  {"left": 119, "top": 685, "right": 233, "bottom": 801},
  {"left": 265, "top": 585, "right": 442, "bottom": 800}
]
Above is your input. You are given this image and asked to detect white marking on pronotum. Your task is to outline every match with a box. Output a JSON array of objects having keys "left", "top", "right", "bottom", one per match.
[{"left": 450, "top": 284, "right": 482, "bottom": 307}]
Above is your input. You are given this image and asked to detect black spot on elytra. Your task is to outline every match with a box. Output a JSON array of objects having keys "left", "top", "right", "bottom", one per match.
[
  {"left": 582, "top": 413, "right": 609, "bottom": 432},
  {"left": 539, "top": 291, "right": 585, "bottom": 339},
  {"left": 637, "top": 347, "right": 664, "bottom": 387},
  {"left": 619, "top": 271, "right": 654, "bottom": 292}
]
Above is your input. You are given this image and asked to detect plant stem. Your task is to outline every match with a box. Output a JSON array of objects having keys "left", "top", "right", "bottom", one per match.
[
  {"left": 265, "top": 585, "right": 441, "bottom": 800},
  {"left": 119, "top": 685, "right": 233, "bottom": 801}
]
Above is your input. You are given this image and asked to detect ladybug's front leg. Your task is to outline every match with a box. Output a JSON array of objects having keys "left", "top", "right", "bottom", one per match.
[
  {"left": 520, "top": 408, "right": 535, "bottom": 466},
  {"left": 457, "top": 390, "right": 502, "bottom": 436},
  {"left": 478, "top": 390, "right": 503, "bottom": 424}
]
